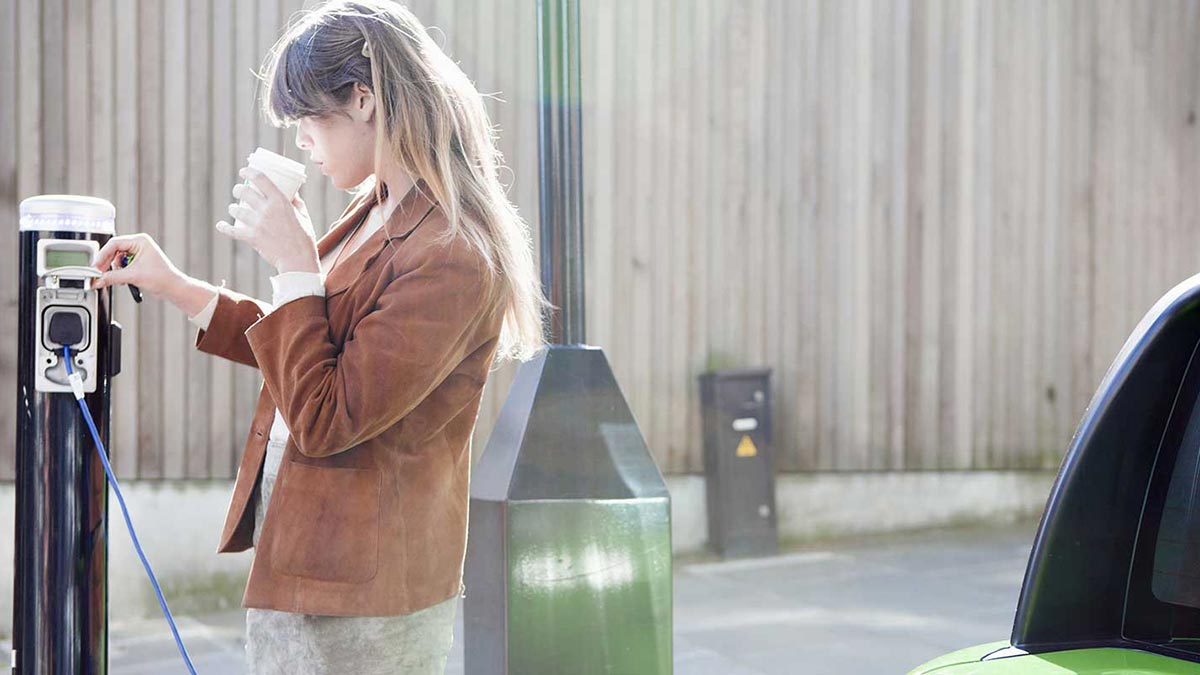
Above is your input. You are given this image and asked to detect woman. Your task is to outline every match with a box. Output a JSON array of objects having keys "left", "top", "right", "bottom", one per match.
[{"left": 90, "top": 1, "right": 547, "bottom": 672}]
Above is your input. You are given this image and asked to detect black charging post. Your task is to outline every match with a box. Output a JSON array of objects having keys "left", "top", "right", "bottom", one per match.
[{"left": 13, "top": 195, "right": 122, "bottom": 674}]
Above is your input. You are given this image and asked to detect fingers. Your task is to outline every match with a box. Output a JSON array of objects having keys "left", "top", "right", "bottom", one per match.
[
  {"left": 240, "top": 168, "right": 284, "bottom": 202},
  {"left": 227, "top": 202, "right": 259, "bottom": 227},
  {"left": 92, "top": 234, "right": 142, "bottom": 271},
  {"left": 215, "top": 220, "right": 256, "bottom": 242},
  {"left": 92, "top": 262, "right": 134, "bottom": 290},
  {"left": 231, "top": 182, "right": 266, "bottom": 209}
]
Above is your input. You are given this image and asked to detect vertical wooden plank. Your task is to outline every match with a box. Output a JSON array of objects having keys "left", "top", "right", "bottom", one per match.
[
  {"left": 1125, "top": 3, "right": 1149, "bottom": 322},
  {"left": 628, "top": 0, "right": 655, "bottom": 461},
  {"left": 1021, "top": 0, "right": 1048, "bottom": 468},
  {"left": 1091, "top": 0, "right": 1130, "bottom": 422},
  {"left": 66, "top": 0, "right": 91, "bottom": 192},
  {"left": 90, "top": 0, "right": 120, "bottom": 474},
  {"left": 90, "top": 0, "right": 115, "bottom": 205},
  {"left": 942, "top": 0, "right": 972, "bottom": 470},
  {"left": 990, "top": 0, "right": 1011, "bottom": 468},
  {"left": 137, "top": 0, "right": 165, "bottom": 479},
  {"left": 666, "top": 0, "right": 693, "bottom": 473},
  {"left": 232, "top": 0, "right": 260, "bottom": 460},
  {"left": 990, "top": 0, "right": 1019, "bottom": 468},
  {"left": 685, "top": 0, "right": 714, "bottom": 473},
  {"left": 1063, "top": 0, "right": 1096, "bottom": 466},
  {"left": 607, "top": 0, "right": 631, "bottom": 436},
  {"left": 901, "top": 0, "right": 925, "bottom": 469},
  {"left": 1038, "top": 0, "right": 1066, "bottom": 468},
  {"left": 727, "top": 0, "right": 749, "bottom": 373},
  {"left": 971, "top": 0, "right": 996, "bottom": 469},
  {"left": 648, "top": 0, "right": 671, "bottom": 467},
  {"left": 509, "top": 0, "right": 538, "bottom": 449},
  {"left": 0, "top": 0, "right": 19, "bottom": 480},
  {"left": 16, "top": 0, "right": 41, "bottom": 202},
  {"left": 795, "top": 0, "right": 821, "bottom": 471},
  {"left": 583, "top": 0, "right": 613, "bottom": 359},
  {"left": 454, "top": 0, "right": 475, "bottom": 75},
  {"left": 885, "top": 0, "right": 912, "bottom": 470},
  {"left": 3, "top": 0, "right": 35, "bottom": 476},
  {"left": 763, "top": 0, "right": 788, "bottom": 471},
  {"left": 41, "top": 0, "right": 65, "bottom": 192},
  {"left": 1153, "top": 2, "right": 1179, "bottom": 307},
  {"left": 470, "top": 0, "right": 509, "bottom": 461},
  {"left": 867, "top": 0, "right": 897, "bottom": 469},
  {"left": 160, "top": 0, "right": 187, "bottom": 479},
  {"left": 185, "top": 0, "right": 213, "bottom": 478},
  {"left": 849, "top": 0, "right": 872, "bottom": 468},
  {"left": 921, "top": 0, "right": 945, "bottom": 470},
  {"left": 112, "top": 0, "right": 140, "bottom": 478},
  {"left": 832, "top": 0, "right": 853, "bottom": 468},
  {"left": 210, "top": 0, "right": 236, "bottom": 478},
  {"left": 1177, "top": 1, "right": 1200, "bottom": 430},
  {"left": 814, "top": 0, "right": 837, "bottom": 469},
  {"left": 766, "top": 0, "right": 790, "bottom": 471},
  {"left": 743, "top": 0, "right": 766, "bottom": 369},
  {"left": 1170, "top": 0, "right": 1198, "bottom": 316},
  {"left": 254, "top": 0, "right": 283, "bottom": 302}
]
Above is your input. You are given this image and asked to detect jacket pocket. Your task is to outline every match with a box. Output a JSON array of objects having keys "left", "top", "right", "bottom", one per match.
[{"left": 266, "top": 461, "right": 381, "bottom": 584}]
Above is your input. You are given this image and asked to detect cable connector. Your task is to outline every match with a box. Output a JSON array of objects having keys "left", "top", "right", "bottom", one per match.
[
  {"left": 62, "top": 345, "right": 85, "bottom": 400},
  {"left": 68, "top": 371, "right": 86, "bottom": 400}
]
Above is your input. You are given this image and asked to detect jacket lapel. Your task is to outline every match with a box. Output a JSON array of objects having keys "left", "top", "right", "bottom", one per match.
[
  {"left": 322, "top": 179, "right": 438, "bottom": 297},
  {"left": 316, "top": 191, "right": 376, "bottom": 260}
]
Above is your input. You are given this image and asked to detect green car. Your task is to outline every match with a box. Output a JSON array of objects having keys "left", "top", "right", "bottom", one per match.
[{"left": 910, "top": 276, "right": 1200, "bottom": 674}]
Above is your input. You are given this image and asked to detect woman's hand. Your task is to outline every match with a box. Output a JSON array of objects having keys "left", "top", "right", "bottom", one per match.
[
  {"left": 91, "top": 232, "right": 185, "bottom": 298},
  {"left": 218, "top": 168, "right": 320, "bottom": 274}
]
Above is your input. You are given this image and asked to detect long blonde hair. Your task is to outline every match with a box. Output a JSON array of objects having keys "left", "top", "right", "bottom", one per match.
[{"left": 260, "top": 0, "right": 548, "bottom": 363}]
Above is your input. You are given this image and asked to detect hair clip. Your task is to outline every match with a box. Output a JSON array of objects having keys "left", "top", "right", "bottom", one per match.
[{"left": 361, "top": 39, "right": 371, "bottom": 59}]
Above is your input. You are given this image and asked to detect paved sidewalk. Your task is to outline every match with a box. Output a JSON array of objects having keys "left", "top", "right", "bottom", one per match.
[
  {"left": 5, "top": 522, "right": 1037, "bottom": 673},
  {"left": 672, "top": 523, "right": 1034, "bottom": 673}
]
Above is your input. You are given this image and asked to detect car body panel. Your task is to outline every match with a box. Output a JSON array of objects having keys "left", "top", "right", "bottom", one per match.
[{"left": 910, "top": 646, "right": 1199, "bottom": 674}]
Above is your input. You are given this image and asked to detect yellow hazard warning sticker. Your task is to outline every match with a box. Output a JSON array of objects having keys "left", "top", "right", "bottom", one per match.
[{"left": 736, "top": 434, "right": 758, "bottom": 458}]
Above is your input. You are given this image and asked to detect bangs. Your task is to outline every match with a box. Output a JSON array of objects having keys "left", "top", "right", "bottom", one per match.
[{"left": 263, "top": 22, "right": 345, "bottom": 127}]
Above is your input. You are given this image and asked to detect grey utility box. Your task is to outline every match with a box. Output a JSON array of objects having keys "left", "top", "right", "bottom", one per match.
[{"left": 698, "top": 368, "right": 779, "bottom": 558}]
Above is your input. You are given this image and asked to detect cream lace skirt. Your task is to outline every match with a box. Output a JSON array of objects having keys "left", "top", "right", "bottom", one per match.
[{"left": 246, "top": 438, "right": 457, "bottom": 674}]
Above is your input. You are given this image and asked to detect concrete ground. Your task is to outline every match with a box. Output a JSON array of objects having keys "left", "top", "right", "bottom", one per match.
[{"left": 7, "top": 522, "right": 1037, "bottom": 673}]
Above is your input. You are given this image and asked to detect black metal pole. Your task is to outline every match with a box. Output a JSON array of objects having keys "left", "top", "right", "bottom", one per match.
[
  {"left": 537, "top": 0, "right": 586, "bottom": 346},
  {"left": 14, "top": 198, "right": 115, "bottom": 674}
]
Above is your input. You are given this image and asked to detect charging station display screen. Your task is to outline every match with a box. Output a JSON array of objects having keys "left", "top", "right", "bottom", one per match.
[{"left": 45, "top": 249, "right": 92, "bottom": 269}]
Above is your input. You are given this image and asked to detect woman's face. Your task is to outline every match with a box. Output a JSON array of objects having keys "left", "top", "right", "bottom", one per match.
[{"left": 293, "top": 83, "right": 377, "bottom": 190}]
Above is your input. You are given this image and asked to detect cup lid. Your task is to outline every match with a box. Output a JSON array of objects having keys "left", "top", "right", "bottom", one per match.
[{"left": 248, "top": 147, "right": 307, "bottom": 178}]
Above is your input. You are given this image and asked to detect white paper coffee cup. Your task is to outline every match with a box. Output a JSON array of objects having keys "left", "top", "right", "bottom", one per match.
[{"left": 236, "top": 147, "right": 309, "bottom": 234}]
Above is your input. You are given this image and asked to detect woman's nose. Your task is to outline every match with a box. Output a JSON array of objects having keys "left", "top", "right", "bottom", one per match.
[{"left": 294, "top": 130, "right": 311, "bottom": 151}]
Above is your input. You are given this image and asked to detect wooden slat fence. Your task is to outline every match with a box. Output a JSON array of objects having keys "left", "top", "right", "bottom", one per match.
[{"left": 2, "top": 0, "right": 1199, "bottom": 479}]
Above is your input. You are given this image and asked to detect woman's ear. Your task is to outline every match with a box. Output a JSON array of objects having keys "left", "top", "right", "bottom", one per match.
[{"left": 352, "top": 82, "right": 376, "bottom": 124}]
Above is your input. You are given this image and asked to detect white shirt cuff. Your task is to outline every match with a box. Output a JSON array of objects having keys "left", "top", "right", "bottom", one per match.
[
  {"left": 269, "top": 271, "right": 326, "bottom": 310},
  {"left": 188, "top": 290, "right": 221, "bottom": 332}
]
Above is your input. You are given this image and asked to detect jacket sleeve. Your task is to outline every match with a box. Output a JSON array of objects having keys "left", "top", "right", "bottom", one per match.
[
  {"left": 243, "top": 243, "right": 491, "bottom": 458},
  {"left": 194, "top": 285, "right": 274, "bottom": 369}
]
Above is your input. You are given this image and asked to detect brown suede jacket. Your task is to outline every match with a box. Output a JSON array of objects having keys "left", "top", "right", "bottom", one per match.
[{"left": 194, "top": 180, "right": 504, "bottom": 616}]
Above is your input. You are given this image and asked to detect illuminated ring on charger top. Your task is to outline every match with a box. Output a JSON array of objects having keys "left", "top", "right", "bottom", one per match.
[{"left": 20, "top": 195, "right": 115, "bottom": 234}]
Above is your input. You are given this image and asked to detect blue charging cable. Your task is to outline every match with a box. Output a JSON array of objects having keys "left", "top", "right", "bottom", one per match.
[{"left": 64, "top": 344, "right": 198, "bottom": 675}]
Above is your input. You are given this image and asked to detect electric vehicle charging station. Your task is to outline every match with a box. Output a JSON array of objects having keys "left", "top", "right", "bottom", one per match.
[{"left": 13, "top": 195, "right": 122, "bottom": 674}]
